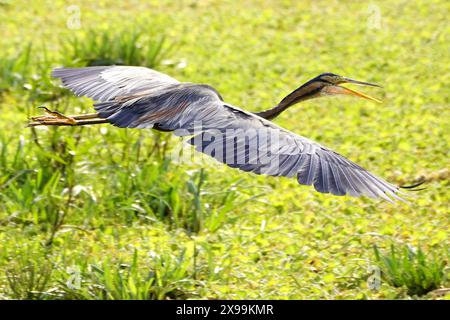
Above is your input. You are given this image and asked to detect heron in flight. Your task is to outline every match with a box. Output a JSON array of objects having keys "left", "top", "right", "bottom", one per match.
[{"left": 29, "top": 66, "right": 420, "bottom": 202}]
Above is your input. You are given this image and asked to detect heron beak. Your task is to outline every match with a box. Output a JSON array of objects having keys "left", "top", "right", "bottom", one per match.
[
  {"left": 342, "top": 77, "right": 382, "bottom": 88},
  {"left": 337, "top": 77, "right": 383, "bottom": 103}
]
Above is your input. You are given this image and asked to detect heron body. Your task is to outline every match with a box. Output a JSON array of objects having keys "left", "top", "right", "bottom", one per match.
[{"left": 30, "top": 66, "right": 415, "bottom": 202}]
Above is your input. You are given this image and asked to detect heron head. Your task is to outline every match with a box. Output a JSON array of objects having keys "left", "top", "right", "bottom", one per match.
[
  {"left": 313, "top": 72, "right": 382, "bottom": 103},
  {"left": 279, "top": 73, "right": 382, "bottom": 109}
]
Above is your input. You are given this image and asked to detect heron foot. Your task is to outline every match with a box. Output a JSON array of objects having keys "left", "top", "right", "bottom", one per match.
[
  {"left": 31, "top": 106, "right": 77, "bottom": 125},
  {"left": 28, "top": 108, "right": 107, "bottom": 127}
]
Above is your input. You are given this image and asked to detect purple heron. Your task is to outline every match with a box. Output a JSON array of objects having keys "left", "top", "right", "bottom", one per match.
[{"left": 29, "top": 66, "right": 422, "bottom": 202}]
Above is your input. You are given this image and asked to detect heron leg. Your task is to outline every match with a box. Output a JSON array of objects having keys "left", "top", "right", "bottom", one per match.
[
  {"left": 28, "top": 118, "right": 109, "bottom": 127},
  {"left": 32, "top": 107, "right": 101, "bottom": 121},
  {"left": 29, "top": 107, "right": 108, "bottom": 127}
]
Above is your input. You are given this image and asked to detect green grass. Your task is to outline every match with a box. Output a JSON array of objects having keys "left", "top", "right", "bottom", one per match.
[
  {"left": 373, "top": 244, "right": 447, "bottom": 296},
  {"left": 0, "top": 42, "right": 33, "bottom": 93},
  {"left": 58, "top": 249, "right": 196, "bottom": 300},
  {"left": 0, "top": 0, "right": 448, "bottom": 300},
  {"left": 61, "top": 27, "right": 173, "bottom": 67}
]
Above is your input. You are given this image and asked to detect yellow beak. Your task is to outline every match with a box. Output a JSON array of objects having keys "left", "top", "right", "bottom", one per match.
[
  {"left": 324, "top": 77, "right": 383, "bottom": 103},
  {"left": 338, "top": 85, "right": 383, "bottom": 103}
]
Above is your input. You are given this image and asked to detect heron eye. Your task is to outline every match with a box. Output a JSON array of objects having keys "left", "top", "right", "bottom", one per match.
[{"left": 334, "top": 76, "right": 344, "bottom": 84}]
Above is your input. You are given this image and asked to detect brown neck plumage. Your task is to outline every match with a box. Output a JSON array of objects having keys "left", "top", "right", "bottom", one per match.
[{"left": 254, "top": 81, "right": 323, "bottom": 120}]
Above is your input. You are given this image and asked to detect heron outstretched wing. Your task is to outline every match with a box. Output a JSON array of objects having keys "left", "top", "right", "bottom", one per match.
[
  {"left": 52, "top": 66, "right": 180, "bottom": 102},
  {"left": 52, "top": 66, "right": 404, "bottom": 201}
]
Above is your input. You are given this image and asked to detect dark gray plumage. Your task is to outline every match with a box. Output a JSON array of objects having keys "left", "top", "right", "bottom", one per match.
[{"left": 51, "top": 66, "right": 405, "bottom": 202}]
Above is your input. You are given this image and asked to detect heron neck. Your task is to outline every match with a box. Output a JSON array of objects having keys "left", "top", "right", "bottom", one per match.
[
  {"left": 254, "top": 103, "right": 290, "bottom": 120},
  {"left": 254, "top": 94, "right": 312, "bottom": 120},
  {"left": 254, "top": 81, "right": 322, "bottom": 120}
]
